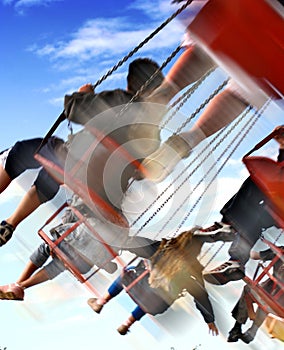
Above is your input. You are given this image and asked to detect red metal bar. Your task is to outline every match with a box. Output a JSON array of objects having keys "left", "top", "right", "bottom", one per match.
[
  {"left": 123, "top": 269, "right": 150, "bottom": 293},
  {"left": 37, "top": 202, "right": 128, "bottom": 295},
  {"left": 244, "top": 276, "right": 284, "bottom": 318},
  {"left": 86, "top": 125, "right": 144, "bottom": 171},
  {"left": 34, "top": 153, "right": 129, "bottom": 227}
]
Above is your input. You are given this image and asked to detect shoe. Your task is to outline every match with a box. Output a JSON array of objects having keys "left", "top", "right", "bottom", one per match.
[
  {"left": 87, "top": 298, "right": 104, "bottom": 314},
  {"left": 240, "top": 330, "right": 254, "bottom": 344},
  {"left": 117, "top": 324, "right": 130, "bottom": 335},
  {"left": 0, "top": 221, "right": 15, "bottom": 246},
  {"left": 139, "top": 134, "right": 191, "bottom": 182},
  {"left": 227, "top": 326, "right": 243, "bottom": 342},
  {"left": 197, "top": 222, "right": 236, "bottom": 242},
  {"left": 0, "top": 283, "right": 24, "bottom": 300},
  {"left": 203, "top": 260, "right": 245, "bottom": 285}
]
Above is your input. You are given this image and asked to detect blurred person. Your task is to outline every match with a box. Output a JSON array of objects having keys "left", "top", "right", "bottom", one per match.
[
  {"left": 139, "top": 0, "right": 280, "bottom": 182},
  {"left": 0, "top": 58, "right": 165, "bottom": 247},
  {"left": 227, "top": 246, "right": 284, "bottom": 344},
  {"left": 202, "top": 126, "right": 284, "bottom": 285},
  {"left": 87, "top": 227, "right": 235, "bottom": 335}
]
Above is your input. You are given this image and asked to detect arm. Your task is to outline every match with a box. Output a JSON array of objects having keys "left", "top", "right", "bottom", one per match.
[
  {"left": 64, "top": 84, "right": 96, "bottom": 125},
  {"left": 251, "top": 248, "right": 275, "bottom": 262},
  {"left": 190, "top": 275, "right": 219, "bottom": 335},
  {"left": 207, "top": 322, "right": 219, "bottom": 336}
]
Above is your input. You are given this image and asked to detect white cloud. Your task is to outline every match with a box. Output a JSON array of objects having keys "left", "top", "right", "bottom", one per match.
[
  {"left": 2, "top": 0, "right": 62, "bottom": 14},
  {"left": 32, "top": 17, "right": 183, "bottom": 63},
  {"left": 127, "top": 0, "right": 173, "bottom": 19},
  {"left": 15, "top": 0, "right": 61, "bottom": 9}
]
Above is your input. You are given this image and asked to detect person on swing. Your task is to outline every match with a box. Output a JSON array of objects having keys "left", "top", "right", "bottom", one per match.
[
  {"left": 227, "top": 245, "right": 284, "bottom": 344},
  {"left": 138, "top": 0, "right": 282, "bottom": 183},
  {"left": 201, "top": 126, "right": 284, "bottom": 285},
  {"left": 0, "top": 58, "right": 165, "bottom": 246},
  {"left": 87, "top": 227, "right": 228, "bottom": 335}
]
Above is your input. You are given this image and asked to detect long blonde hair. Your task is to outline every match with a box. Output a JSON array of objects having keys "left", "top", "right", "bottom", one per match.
[{"left": 149, "top": 228, "right": 199, "bottom": 289}]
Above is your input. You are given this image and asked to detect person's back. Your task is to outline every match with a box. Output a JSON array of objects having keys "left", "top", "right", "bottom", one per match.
[{"left": 63, "top": 58, "right": 164, "bottom": 213}]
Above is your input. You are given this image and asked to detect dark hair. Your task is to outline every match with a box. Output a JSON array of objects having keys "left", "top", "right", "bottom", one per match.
[{"left": 127, "top": 58, "right": 164, "bottom": 94}]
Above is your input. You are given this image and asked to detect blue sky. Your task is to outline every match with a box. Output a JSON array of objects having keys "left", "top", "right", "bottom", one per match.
[{"left": 0, "top": 1, "right": 284, "bottom": 350}]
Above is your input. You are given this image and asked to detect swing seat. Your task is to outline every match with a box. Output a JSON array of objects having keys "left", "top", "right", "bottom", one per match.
[
  {"left": 243, "top": 156, "right": 284, "bottom": 227},
  {"left": 34, "top": 128, "right": 136, "bottom": 228},
  {"left": 242, "top": 127, "right": 284, "bottom": 227},
  {"left": 243, "top": 241, "right": 284, "bottom": 320},
  {"left": 121, "top": 260, "right": 171, "bottom": 315},
  {"left": 189, "top": 0, "right": 284, "bottom": 101},
  {"left": 37, "top": 202, "right": 124, "bottom": 296}
]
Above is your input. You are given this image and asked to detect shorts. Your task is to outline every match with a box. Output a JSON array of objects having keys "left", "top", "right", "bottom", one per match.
[
  {"left": 29, "top": 242, "right": 65, "bottom": 280},
  {"left": 3, "top": 137, "right": 63, "bottom": 203}
]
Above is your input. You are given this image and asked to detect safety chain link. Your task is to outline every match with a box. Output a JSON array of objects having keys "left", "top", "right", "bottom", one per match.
[
  {"left": 185, "top": 100, "right": 272, "bottom": 268},
  {"left": 161, "top": 67, "right": 216, "bottom": 129},
  {"left": 157, "top": 106, "right": 255, "bottom": 237},
  {"left": 116, "top": 45, "right": 182, "bottom": 119},
  {"left": 172, "top": 104, "right": 268, "bottom": 237},
  {"left": 130, "top": 78, "right": 230, "bottom": 230},
  {"left": 174, "top": 79, "right": 229, "bottom": 135},
  {"left": 91, "top": 0, "right": 194, "bottom": 90},
  {"left": 134, "top": 101, "right": 265, "bottom": 239}
]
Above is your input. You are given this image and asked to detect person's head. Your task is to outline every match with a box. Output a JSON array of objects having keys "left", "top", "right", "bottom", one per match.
[{"left": 127, "top": 58, "right": 164, "bottom": 96}]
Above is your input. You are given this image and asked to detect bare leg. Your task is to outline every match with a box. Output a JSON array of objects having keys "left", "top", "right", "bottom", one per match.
[
  {"left": 6, "top": 185, "right": 42, "bottom": 228},
  {"left": 16, "top": 260, "right": 39, "bottom": 284},
  {"left": 0, "top": 165, "right": 12, "bottom": 194},
  {"left": 180, "top": 89, "right": 249, "bottom": 147},
  {"left": 0, "top": 262, "right": 49, "bottom": 300},
  {"left": 140, "top": 90, "right": 248, "bottom": 182},
  {"left": 147, "top": 45, "right": 216, "bottom": 104},
  {"left": 18, "top": 268, "right": 50, "bottom": 290}
]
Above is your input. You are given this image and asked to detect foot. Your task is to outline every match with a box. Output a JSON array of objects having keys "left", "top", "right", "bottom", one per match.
[
  {"left": 227, "top": 326, "right": 243, "bottom": 342},
  {"left": 117, "top": 324, "right": 130, "bottom": 335},
  {"left": 0, "top": 283, "right": 24, "bottom": 300},
  {"left": 87, "top": 298, "right": 104, "bottom": 314},
  {"left": 0, "top": 221, "right": 15, "bottom": 246},
  {"left": 139, "top": 134, "right": 191, "bottom": 182},
  {"left": 203, "top": 260, "right": 245, "bottom": 285},
  {"left": 240, "top": 330, "right": 255, "bottom": 344},
  {"left": 196, "top": 222, "right": 236, "bottom": 242}
]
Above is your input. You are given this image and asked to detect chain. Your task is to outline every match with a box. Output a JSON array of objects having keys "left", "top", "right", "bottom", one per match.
[
  {"left": 161, "top": 67, "right": 216, "bottom": 130},
  {"left": 172, "top": 105, "right": 266, "bottom": 237},
  {"left": 116, "top": 45, "right": 182, "bottom": 119},
  {"left": 201, "top": 242, "right": 226, "bottom": 268},
  {"left": 175, "top": 79, "right": 229, "bottom": 135},
  {"left": 131, "top": 106, "right": 250, "bottom": 235},
  {"left": 135, "top": 98, "right": 271, "bottom": 238},
  {"left": 273, "top": 230, "right": 284, "bottom": 244},
  {"left": 159, "top": 107, "right": 257, "bottom": 238},
  {"left": 196, "top": 102, "right": 273, "bottom": 268},
  {"left": 91, "top": 0, "right": 194, "bottom": 90},
  {"left": 130, "top": 79, "right": 232, "bottom": 231}
]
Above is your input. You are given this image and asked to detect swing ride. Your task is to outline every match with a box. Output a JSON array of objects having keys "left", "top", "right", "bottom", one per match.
[{"left": 32, "top": 0, "right": 284, "bottom": 343}]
